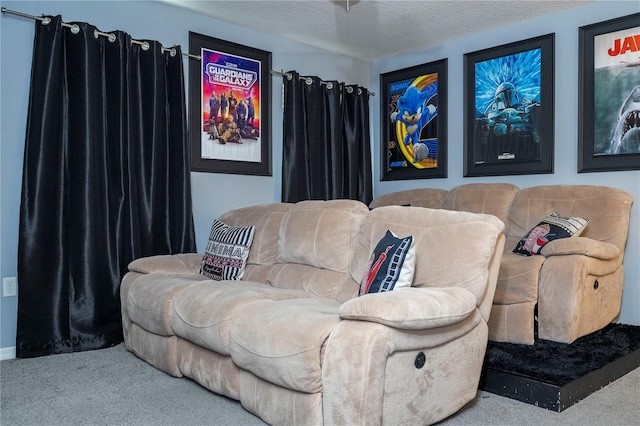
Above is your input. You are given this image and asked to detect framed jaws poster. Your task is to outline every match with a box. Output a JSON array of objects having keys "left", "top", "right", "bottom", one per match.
[
  {"left": 189, "top": 32, "right": 272, "bottom": 175},
  {"left": 578, "top": 13, "right": 640, "bottom": 172}
]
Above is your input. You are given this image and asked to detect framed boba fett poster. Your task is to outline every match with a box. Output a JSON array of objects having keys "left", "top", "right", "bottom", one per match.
[
  {"left": 463, "top": 34, "right": 555, "bottom": 177},
  {"left": 380, "top": 58, "right": 448, "bottom": 180}
]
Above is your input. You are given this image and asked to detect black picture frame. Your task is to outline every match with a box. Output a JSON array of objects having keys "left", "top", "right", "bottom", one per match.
[
  {"left": 464, "top": 34, "right": 555, "bottom": 177},
  {"left": 189, "top": 32, "right": 272, "bottom": 176},
  {"left": 380, "top": 58, "right": 448, "bottom": 180},
  {"left": 578, "top": 13, "right": 640, "bottom": 173}
]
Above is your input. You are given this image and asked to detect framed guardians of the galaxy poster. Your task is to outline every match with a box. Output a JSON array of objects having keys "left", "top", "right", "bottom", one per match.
[
  {"left": 463, "top": 34, "right": 555, "bottom": 177},
  {"left": 189, "top": 32, "right": 272, "bottom": 176},
  {"left": 380, "top": 59, "right": 448, "bottom": 180},
  {"left": 578, "top": 13, "right": 640, "bottom": 173}
]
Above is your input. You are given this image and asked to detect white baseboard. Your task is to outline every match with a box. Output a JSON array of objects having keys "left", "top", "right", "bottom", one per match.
[{"left": 0, "top": 346, "right": 16, "bottom": 360}]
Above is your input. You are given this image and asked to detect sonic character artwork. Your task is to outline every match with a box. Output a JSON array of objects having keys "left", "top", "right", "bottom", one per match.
[{"left": 390, "top": 74, "right": 438, "bottom": 168}]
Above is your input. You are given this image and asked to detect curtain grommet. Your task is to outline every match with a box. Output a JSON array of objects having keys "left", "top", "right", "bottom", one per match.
[
  {"left": 69, "top": 24, "right": 80, "bottom": 35},
  {"left": 170, "top": 48, "right": 177, "bottom": 57},
  {"left": 108, "top": 33, "right": 116, "bottom": 43},
  {"left": 326, "top": 82, "right": 334, "bottom": 90},
  {"left": 346, "top": 86, "right": 353, "bottom": 94},
  {"left": 286, "top": 73, "right": 293, "bottom": 81},
  {"left": 305, "top": 77, "right": 313, "bottom": 86},
  {"left": 41, "top": 16, "right": 51, "bottom": 25},
  {"left": 141, "top": 41, "right": 150, "bottom": 51}
]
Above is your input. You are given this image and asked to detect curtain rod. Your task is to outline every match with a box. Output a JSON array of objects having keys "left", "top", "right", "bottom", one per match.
[
  {"left": 270, "top": 70, "right": 375, "bottom": 96},
  {"left": 1, "top": 6, "right": 200, "bottom": 59},
  {"left": 3, "top": 6, "right": 374, "bottom": 94}
]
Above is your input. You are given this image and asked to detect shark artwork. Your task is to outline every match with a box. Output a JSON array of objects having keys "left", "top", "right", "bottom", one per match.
[{"left": 609, "top": 85, "right": 640, "bottom": 154}]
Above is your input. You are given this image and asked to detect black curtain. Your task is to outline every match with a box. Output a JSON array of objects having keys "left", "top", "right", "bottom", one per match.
[
  {"left": 16, "top": 16, "right": 196, "bottom": 358},
  {"left": 282, "top": 71, "right": 372, "bottom": 204}
]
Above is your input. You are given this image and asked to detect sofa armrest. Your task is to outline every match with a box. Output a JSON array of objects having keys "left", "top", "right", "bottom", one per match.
[
  {"left": 127, "top": 253, "right": 203, "bottom": 275},
  {"left": 539, "top": 237, "right": 621, "bottom": 260},
  {"left": 339, "top": 287, "right": 477, "bottom": 330},
  {"left": 324, "top": 304, "right": 485, "bottom": 425}
]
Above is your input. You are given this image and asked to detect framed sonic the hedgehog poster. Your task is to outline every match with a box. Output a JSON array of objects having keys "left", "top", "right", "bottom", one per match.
[
  {"left": 189, "top": 32, "right": 272, "bottom": 176},
  {"left": 463, "top": 34, "right": 554, "bottom": 177},
  {"left": 380, "top": 59, "right": 448, "bottom": 180},
  {"left": 578, "top": 13, "right": 640, "bottom": 173}
]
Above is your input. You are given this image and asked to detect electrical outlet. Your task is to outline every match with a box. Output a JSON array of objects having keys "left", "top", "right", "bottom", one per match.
[{"left": 3, "top": 277, "right": 17, "bottom": 297}]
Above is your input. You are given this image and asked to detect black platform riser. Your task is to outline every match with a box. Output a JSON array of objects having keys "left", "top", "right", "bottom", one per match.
[{"left": 480, "top": 347, "right": 640, "bottom": 412}]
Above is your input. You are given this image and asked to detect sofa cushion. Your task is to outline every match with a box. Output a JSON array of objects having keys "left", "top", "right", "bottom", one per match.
[
  {"left": 504, "top": 185, "right": 632, "bottom": 252},
  {"left": 440, "top": 183, "right": 519, "bottom": 222},
  {"left": 513, "top": 212, "right": 589, "bottom": 256},
  {"left": 229, "top": 298, "right": 341, "bottom": 394},
  {"left": 200, "top": 219, "right": 255, "bottom": 280},
  {"left": 494, "top": 253, "right": 545, "bottom": 304},
  {"left": 351, "top": 206, "right": 504, "bottom": 305},
  {"left": 126, "top": 273, "right": 206, "bottom": 336},
  {"left": 128, "top": 253, "right": 204, "bottom": 275},
  {"left": 267, "top": 263, "right": 359, "bottom": 303},
  {"left": 359, "top": 230, "right": 415, "bottom": 295},
  {"left": 277, "top": 200, "right": 369, "bottom": 273},
  {"left": 369, "top": 188, "right": 447, "bottom": 209},
  {"left": 171, "top": 280, "right": 311, "bottom": 355},
  {"left": 218, "top": 203, "right": 292, "bottom": 266},
  {"left": 341, "top": 287, "right": 477, "bottom": 329}
]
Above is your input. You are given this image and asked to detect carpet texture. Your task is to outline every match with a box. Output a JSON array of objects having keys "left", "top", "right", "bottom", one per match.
[
  {"left": 1, "top": 341, "right": 639, "bottom": 425},
  {"left": 484, "top": 323, "right": 640, "bottom": 386}
]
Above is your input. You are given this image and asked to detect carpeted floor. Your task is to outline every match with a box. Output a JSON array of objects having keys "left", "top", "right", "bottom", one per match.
[{"left": 1, "top": 339, "right": 639, "bottom": 425}]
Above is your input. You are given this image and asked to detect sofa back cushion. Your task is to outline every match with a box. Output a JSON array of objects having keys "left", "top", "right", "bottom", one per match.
[
  {"left": 505, "top": 185, "right": 633, "bottom": 252},
  {"left": 350, "top": 206, "right": 505, "bottom": 305},
  {"left": 275, "top": 200, "right": 369, "bottom": 295},
  {"left": 441, "top": 183, "right": 519, "bottom": 222},
  {"left": 368, "top": 188, "right": 447, "bottom": 209},
  {"left": 277, "top": 200, "right": 369, "bottom": 272},
  {"left": 218, "top": 203, "right": 293, "bottom": 278}
]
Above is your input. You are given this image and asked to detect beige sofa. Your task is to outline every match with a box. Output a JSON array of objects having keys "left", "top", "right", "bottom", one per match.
[
  {"left": 370, "top": 184, "right": 634, "bottom": 345},
  {"left": 121, "top": 199, "right": 505, "bottom": 425}
]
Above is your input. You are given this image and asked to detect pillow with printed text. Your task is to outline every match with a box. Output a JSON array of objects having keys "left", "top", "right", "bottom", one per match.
[
  {"left": 513, "top": 212, "right": 589, "bottom": 256},
  {"left": 199, "top": 219, "right": 255, "bottom": 280}
]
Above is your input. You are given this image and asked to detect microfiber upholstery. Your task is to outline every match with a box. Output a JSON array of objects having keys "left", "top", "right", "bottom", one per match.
[
  {"left": 121, "top": 199, "right": 507, "bottom": 426},
  {"left": 267, "top": 263, "right": 359, "bottom": 302},
  {"left": 505, "top": 185, "right": 632, "bottom": 251},
  {"left": 277, "top": 199, "right": 369, "bottom": 272},
  {"left": 126, "top": 273, "right": 205, "bottom": 336},
  {"left": 171, "top": 280, "right": 311, "bottom": 355},
  {"left": 219, "top": 203, "right": 293, "bottom": 266},
  {"left": 441, "top": 183, "right": 519, "bottom": 222},
  {"left": 368, "top": 188, "right": 447, "bottom": 209},
  {"left": 229, "top": 298, "right": 341, "bottom": 393},
  {"left": 351, "top": 206, "right": 504, "bottom": 306},
  {"left": 370, "top": 183, "right": 634, "bottom": 345}
]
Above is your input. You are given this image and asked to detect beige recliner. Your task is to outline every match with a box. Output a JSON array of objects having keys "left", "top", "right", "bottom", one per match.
[
  {"left": 495, "top": 185, "right": 633, "bottom": 344},
  {"left": 370, "top": 183, "right": 634, "bottom": 344}
]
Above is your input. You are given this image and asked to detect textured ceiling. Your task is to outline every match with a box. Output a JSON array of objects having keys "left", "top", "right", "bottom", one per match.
[{"left": 158, "top": 0, "right": 593, "bottom": 61}]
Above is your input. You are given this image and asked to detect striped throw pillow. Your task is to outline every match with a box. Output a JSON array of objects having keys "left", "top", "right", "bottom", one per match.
[{"left": 199, "top": 219, "right": 255, "bottom": 280}]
